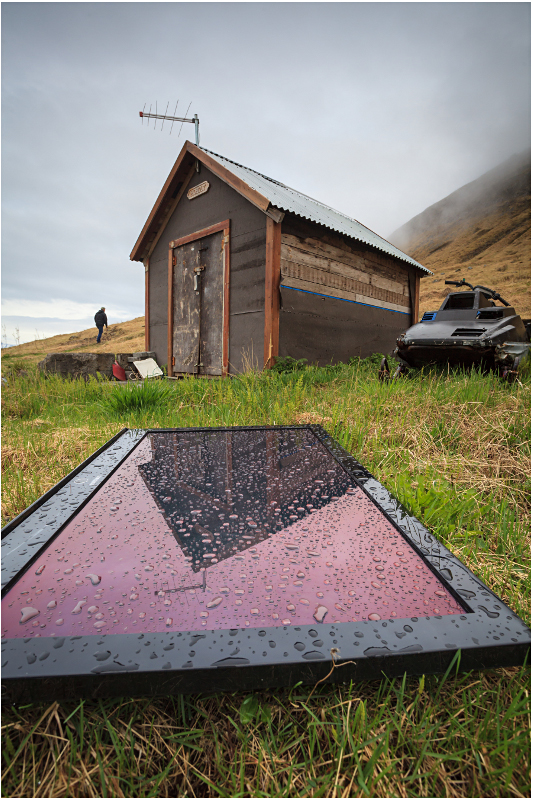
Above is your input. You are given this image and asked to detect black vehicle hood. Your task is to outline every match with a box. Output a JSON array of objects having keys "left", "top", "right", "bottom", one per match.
[{"left": 400, "top": 314, "right": 527, "bottom": 346}]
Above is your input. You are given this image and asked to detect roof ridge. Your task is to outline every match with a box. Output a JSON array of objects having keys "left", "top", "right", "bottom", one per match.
[
  {"left": 201, "top": 147, "right": 395, "bottom": 241},
  {"left": 197, "top": 146, "right": 430, "bottom": 274},
  {"left": 200, "top": 147, "right": 288, "bottom": 188}
]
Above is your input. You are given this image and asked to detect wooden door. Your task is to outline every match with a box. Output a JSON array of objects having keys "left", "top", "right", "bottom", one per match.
[{"left": 169, "top": 221, "right": 230, "bottom": 376}]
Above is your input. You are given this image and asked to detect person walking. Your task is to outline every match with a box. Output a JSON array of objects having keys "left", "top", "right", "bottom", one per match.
[{"left": 94, "top": 307, "right": 108, "bottom": 343}]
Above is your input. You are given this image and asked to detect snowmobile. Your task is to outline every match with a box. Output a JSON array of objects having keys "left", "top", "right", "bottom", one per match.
[{"left": 379, "top": 279, "right": 530, "bottom": 380}]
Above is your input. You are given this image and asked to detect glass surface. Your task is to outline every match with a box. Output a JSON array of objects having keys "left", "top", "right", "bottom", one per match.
[
  {"left": 2, "top": 429, "right": 464, "bottom": 638},
  {"left": 443, "top": 294, "right": 475, "bottom": 310}
]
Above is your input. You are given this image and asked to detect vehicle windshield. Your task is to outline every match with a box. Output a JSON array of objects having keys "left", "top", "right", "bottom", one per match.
[{"left": 442, "top": 293, "right": 475, "bottom": 310}]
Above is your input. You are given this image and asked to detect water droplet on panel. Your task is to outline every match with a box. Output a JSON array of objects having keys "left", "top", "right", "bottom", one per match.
[
  {"left": 313, "top": 605, "right": 328, "bottom": 623},
  {"left": 478, "top": 605, "right": 499, "bottom": 619},
  {"left": 20, "top": 607, "right": 39, "bottom": 624},
  {"left": 1, "top": 427, "right": 467, "bottom": 641}
]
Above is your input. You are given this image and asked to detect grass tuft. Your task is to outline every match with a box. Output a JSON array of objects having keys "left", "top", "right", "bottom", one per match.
[{"left": 98, "top": 380, "right": 177, "bottom": 416}]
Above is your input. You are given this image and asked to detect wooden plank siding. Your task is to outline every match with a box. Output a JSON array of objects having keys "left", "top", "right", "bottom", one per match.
[
  {"left": 280, "top": 233, "right": 410, "bottom": 313},
  {"left": 280, "top": 274, "right": 410, "bottom": 315},
  {"left": 278, "top": 215, "right": 414, "bottom": 366}
]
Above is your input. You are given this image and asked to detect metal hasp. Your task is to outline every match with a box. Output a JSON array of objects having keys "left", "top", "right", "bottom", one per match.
[
  {"left": 392, "top": 278, "right": 530, "bottom": 376},
  {"left": 1, "top": 426, "right": 529, "bottom": 703}
]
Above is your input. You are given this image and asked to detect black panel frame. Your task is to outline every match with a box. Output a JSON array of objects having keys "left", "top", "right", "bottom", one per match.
[{"left": 2, "top": 426, "right": 530, "bottom": 704}]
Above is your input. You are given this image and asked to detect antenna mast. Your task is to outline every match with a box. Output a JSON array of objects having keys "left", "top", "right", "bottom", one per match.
[{"left": 139, "top": 107, "right": 200, "bottom": 146}]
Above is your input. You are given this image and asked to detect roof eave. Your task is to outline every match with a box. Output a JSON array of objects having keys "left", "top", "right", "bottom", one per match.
[{"left": 131, "top": 143, "right": 432, "bottom": 275}]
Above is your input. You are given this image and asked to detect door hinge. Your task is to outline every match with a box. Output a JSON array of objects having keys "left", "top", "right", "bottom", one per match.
[
  {"left": 172, "top": 254, "right": 177, "bottom": 267},
  {"left": 172, "top": 357, "right": 175, "bottom": 366}
]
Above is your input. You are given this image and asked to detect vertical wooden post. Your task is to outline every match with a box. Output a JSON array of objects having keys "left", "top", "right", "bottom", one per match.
[
  {"left": 264, "top": 218, "right": 281, "bottom": 369},
  {"left": 222, "top": 227, "right": 231, "bottom": 377},
  {"left": 144, "top": 257, "right": 150, "bottom": 351},
  {"left": 167, "top": 246, "right": 174, "bottom": 376},
  {"left": 412, "top": 273, "right": 420, "bottom": 326}
]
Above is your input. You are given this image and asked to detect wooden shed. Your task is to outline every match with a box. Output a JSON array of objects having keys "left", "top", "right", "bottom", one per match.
[{"left": 130, "top": 141, "right": 430, "bottom": 376}]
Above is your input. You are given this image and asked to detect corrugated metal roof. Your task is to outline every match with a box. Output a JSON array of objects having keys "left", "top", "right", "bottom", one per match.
[{"left": 200, "top": 147, "right": 431, "bottom": 274}]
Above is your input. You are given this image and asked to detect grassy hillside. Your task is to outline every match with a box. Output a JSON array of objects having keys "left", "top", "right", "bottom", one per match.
[
  {"left": 390, "top": 151, "right": 531, "bottom": 318},
  {"left": 1, "top": 316, "right": 146, "bottom": 367}
]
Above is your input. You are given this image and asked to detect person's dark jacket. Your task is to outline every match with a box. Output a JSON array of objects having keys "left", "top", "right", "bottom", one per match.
[{"left": 94, "top": 310, "right": 108, "bottom": 328}]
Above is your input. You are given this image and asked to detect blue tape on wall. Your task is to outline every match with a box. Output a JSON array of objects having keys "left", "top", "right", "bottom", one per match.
[{"left": 280, "top": 284, "right": 411, "bottom": 315}]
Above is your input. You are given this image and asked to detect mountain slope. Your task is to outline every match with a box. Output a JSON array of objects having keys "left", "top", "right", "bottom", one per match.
[
  {"left": 390, "top": 150, "right": 531, "bottom": 317},
  {"left": 2, "top": 317, "right": 146, "bottom": 366}
]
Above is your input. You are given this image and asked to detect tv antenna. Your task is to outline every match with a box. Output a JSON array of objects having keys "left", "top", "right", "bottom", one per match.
[{"left": 139, "top": 101, "right": 199, "bottom": 145}]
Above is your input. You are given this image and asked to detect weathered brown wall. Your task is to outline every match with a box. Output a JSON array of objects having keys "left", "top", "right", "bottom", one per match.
[
  {"left": 148, "top": 166, "right": 267, "bottom": 373},
  {"left": 280, "top": 215, "right": 411, "bottom": 313},
  {"left": 278, "top": 215, "right": 413, "bottom": 364}
]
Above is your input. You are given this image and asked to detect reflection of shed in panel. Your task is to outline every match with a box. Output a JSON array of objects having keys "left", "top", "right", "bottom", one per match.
[
  {"left": 137, "top": 429, "right": 350, "bottom": 572},
  {"left": 131, "top": 142, "right": 431, "bottom": 374}
]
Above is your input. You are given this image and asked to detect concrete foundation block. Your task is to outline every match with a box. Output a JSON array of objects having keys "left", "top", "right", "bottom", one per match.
[{"left": 38, "top": 353, "right": 115, "bottom": 379}]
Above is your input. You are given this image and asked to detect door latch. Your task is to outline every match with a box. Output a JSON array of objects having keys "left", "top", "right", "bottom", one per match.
[{"left": 193, "top": 265, "right": 205, "bottom": 292}]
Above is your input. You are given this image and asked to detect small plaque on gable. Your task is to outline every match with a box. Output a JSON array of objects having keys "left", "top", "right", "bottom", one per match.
[{"left": 187, "top": 181, "right": 210, "bottom": 200}]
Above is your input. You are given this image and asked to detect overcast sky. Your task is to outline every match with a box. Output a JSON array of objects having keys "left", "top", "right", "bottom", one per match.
[{"left": 2, "top": 2, "right": 530, "bottom": 344}]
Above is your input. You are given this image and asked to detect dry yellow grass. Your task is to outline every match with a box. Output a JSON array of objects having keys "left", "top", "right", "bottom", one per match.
[
  {"left": 2, "top": 316, "right": 146, "bottom": 365},
  {"left": 1, "top": 665, "right": 529, "bottom": 799},
  {"left": 417, "top": 207, "right": 531, "bottom": 317},
  {"left": 390, "top": 153, "right": 531, "bottom": 318}
]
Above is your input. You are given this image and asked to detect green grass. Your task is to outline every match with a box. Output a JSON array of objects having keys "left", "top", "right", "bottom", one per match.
[
  {"left": 98, "top": 380, "right": 177, "bottom": 416},
  {"left": 1, "top": 359, "right": 530, "bottom": 797}
]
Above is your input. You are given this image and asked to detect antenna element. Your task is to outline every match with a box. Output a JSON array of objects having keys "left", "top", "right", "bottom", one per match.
[{"left": 139, "top": 108, "right": 200, "bottom": 146}]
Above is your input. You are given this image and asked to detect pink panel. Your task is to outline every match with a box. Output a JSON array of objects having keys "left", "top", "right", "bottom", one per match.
[{"left": 2, "top": 431, "right": 463, "bottom": 639}]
